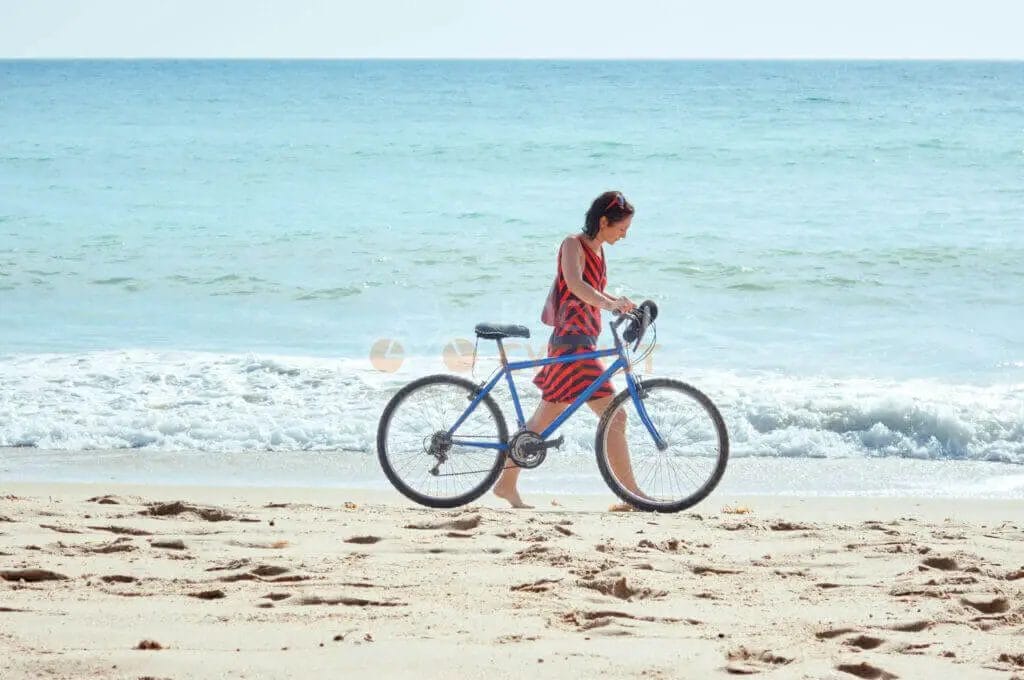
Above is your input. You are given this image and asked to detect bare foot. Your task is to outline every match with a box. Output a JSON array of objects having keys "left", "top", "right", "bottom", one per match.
[
  {"left": 493, "top": 486, "right": 534, "bottom": 509},
  {"left": 609, "top": 502, "right": 637, "bottom": 512}
]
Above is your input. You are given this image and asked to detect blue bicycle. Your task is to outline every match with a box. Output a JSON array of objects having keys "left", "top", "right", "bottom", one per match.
[{"left": 377, "top": 301, "right": 729, "bottom": 512}]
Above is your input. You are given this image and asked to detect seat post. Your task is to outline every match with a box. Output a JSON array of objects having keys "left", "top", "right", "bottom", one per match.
[{"left": 495, "top": 338, "right": 508, "bottom": 367}]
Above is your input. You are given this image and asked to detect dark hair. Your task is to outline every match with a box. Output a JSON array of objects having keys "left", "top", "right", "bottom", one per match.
[{"left": 583, "top": 191, "right": 635, "bottom": 238}]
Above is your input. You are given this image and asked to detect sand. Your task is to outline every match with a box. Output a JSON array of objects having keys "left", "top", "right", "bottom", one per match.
[{"left": 0, "top": 483, "right": 1022, "bottom": 679}]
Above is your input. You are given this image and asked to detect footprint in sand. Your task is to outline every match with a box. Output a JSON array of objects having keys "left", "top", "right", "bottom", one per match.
[
  {"left": 692, "top": 565, "right": 742, "bottom": 576},
  {"left": 577, "top": 576, "right": 665, "bottom": 601},
  {"left": 997, "top": 652, "right": 1024, "bottom": 668},
  {"left": 769, "top": 521, "right": 815, "bottom": 531},
  {"left": 251, "top": 565, "right": 289, "bottom": 577},
  {"left": 228, "top": 540, "right": 289, "bottom": 549},
  {"left": 895, "top": 642, "right": 933, "bottom": 655},
  {"left": 206, "top": 558, "right": 252, "bottom": 572},
  {"left": 344, "top": 536, "right": 382, "bottom": 545},
  {"left": 724, "top": 646, "right": 793, "bottom": 675},
  {"left": 82, "top": 538, "right": 136, "bottom": 554},
  {"left": 142, "top": 501, "right": 243, "bottom": 523},
  {"left": 721, "top": 520, "right": 761, "bottom": 531},
  {"left": 220, "top": 565, "right": 305, "bottom": 583},
  {"left": 844, "top": 634, "right": 885, "bottom": 651},
  {"left": 921, "top": 556, "right": 958, "bottom": 571},
  {"left": 86, "top": 495, "right": 123, "bottom": 505},
  {"left": 0, "top": 569, "right": 68, "bottom": 583},
  {"left": 220, "top": 573, "right": 258, "bottom": 585},
  {"left": 220, "top": 572, "right": 260, "bottom": 582},
  {"left": 101, "top": 575, "right": 137, "bottom": 584},
  {"left": 862, "top": 521, "right": 901, "bottom": 537},
  {"left": 558, "top": 609, "right": 697, "bottom": 633},
  {"left": 189, "top": 589, "right": 226, "bottom": 600},
  {"left": 511, "top": 544, "right": 573, "bottom": 567},
  {"left": 88, "top": 525, "right": 153, "bottom": 536},
  {"left": 38, "top": 523, "right": 82, "bottom": 534},
  {"left": 960, "top": 595, "right": 1010, "bottom": 615},
  {"left": 637, "top": 538, "right": 684, "bottom": 552},
  {"left": 299, "top": 595, "right": 404, "bottom": 607},
  {"left": 884, "top": 620, "right": 933, "bottom": 633},
  {"left": 404, "top": 514, "right": 481, "bottom": 531},
  {"left": 836, "top": 661, "right": 898, "bottom": 679},
  {"left": 495, "top": 634, "right": 540, "bottom": 644},
  {"left": 510, "top": 578, "right": 561, "bottom": 593}
]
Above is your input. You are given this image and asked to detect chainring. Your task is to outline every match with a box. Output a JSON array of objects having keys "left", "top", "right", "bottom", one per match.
[{"left": 508, "top": 430, "right": 547, "bottom": 469}]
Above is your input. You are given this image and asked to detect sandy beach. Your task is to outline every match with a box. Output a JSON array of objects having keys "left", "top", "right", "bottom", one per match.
[{"left": 0, "top": 483, "right": 1021, "bottom": 679}]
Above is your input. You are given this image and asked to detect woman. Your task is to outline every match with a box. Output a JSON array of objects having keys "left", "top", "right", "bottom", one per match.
[{"left": 493, "top": 190, "right": 642, "bottom": 509}]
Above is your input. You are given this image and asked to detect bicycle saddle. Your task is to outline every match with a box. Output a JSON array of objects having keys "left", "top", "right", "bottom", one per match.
[{"left": 474, "top": 323, "right": 531, "bottom": 340}]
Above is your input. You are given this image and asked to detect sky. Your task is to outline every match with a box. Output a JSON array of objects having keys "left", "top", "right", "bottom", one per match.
[{"left": 2, "top": 0, "right": 1023, "bottom": 59}]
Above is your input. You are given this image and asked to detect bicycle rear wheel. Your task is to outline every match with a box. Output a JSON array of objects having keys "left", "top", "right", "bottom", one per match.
[
  {"left": 377, "top": 374, "right": 508, "bottom": 508},
  {"left": 595, "top": 378, "right": 729, "bottom": 512}
]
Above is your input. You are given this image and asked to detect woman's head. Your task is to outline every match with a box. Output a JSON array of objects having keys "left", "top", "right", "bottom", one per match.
[{"left": 584, "top": 190, "right": 634, "bottom": 243}]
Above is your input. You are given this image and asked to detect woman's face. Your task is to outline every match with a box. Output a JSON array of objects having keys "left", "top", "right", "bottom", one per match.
[{"left": 601, "top": 215, "right": 633, "bottom": 244}]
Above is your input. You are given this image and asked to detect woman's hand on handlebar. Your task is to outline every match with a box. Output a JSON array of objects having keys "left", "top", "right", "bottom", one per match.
[{"left": 609, "top": 296, "right": 637, "bottom": 314}]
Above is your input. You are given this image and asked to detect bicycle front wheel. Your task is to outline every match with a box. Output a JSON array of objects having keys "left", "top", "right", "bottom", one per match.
[
  {"left": 377, "top": 374, "right": 508, "bottom": 509},
  {"left": 595, "top": 378, "right": 729, "bottom": 513}
]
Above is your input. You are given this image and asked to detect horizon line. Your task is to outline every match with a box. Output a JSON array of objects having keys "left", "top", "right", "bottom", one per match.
[{"left": 3, "top": 56, "right": 1024, "bottom": 62}]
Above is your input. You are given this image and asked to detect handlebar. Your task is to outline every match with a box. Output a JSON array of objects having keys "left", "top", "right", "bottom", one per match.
[{"left": 611, "top": 300, "right": 659, "bottom": 350}]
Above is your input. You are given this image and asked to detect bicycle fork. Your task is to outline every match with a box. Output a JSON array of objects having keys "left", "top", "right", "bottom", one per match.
[{"left": 626, "top": 376, "right": 668, "bottom": 452}]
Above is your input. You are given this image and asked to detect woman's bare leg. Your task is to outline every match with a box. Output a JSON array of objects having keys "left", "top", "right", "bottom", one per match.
[
  {"left": 588, "top": 396, "right": 643, "bottom": 497},
  {"left": 493, "top": 399, "right": 568, "bottom": 509}
]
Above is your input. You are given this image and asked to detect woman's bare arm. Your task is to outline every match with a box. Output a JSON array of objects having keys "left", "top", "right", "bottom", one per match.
[{"left": 560, "top": 236, "right": 618, "bottom": 311}]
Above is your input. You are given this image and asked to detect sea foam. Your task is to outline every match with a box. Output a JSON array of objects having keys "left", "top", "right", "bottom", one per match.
[{"left": 1, "top": 351, "right": 1020, "bottom": 465}]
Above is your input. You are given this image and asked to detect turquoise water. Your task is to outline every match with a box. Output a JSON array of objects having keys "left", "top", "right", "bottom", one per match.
[{"left": 1, "top": 60, "right": 1022, "bottom": 477}]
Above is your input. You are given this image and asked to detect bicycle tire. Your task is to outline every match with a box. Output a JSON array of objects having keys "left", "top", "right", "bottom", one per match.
[
  {"left": 595, "top": 378, "right": 729, "bottom": 513},
  {"left": 377, "top": 374, "right": 508, "bottom": 509}
]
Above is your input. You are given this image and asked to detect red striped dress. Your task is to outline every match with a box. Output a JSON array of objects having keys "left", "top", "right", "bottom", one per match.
[{"left": 533, "top": 236, "right": 615, "bottom": 403}]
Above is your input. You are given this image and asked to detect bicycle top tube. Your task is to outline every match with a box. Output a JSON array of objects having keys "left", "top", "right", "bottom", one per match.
[
  {"left": 450, "top": 307, "right": 648, "bottom": 435},
  {"left": 504, "top": 346, "right": 620, "bottom": 372}
]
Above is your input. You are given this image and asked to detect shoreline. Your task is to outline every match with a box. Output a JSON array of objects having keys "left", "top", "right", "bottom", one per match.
[
  {"left": 3, "top": 449, "right": 1023, "bottom": 500},
  {"left": 3, "top": 480, "right": 1024, "bottom": 518},
  {"left": 1, "top": 482, "right": 1022, "bottom": 678}
]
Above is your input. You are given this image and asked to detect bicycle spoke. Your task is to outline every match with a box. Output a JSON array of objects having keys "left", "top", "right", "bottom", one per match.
[
  {"left": 380, "top": 376, "right": 505, "bottom": 506},
  {"left": 598, "top": 380, "right": 727, "bottom": 511}
]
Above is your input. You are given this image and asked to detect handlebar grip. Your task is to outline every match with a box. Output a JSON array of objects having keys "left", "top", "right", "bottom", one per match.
[{"left": 621, "top": 300, "right": 659, "bottom": 345}]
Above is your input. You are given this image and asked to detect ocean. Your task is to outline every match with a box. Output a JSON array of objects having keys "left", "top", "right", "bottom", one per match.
[{"left": 1, "top": 60, "right": 1022, "bottom": 496}]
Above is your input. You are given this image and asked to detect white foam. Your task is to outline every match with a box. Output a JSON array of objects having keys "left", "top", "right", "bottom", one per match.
[
  {"left": 705, "top": 369, "right": 1024, "bottom": 463},
  {"left": 0, "top": 352, "right": 1022, "bottom": 466}
]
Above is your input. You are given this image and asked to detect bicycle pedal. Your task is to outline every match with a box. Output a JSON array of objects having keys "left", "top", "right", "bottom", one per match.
[{"left": 526, "top": 435, "right": 564, "bottom": 453}]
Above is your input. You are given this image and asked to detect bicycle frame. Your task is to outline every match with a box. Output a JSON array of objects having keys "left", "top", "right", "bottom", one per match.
[{"left": 447, "top": 318, "right": 665, "bottom": 451}]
